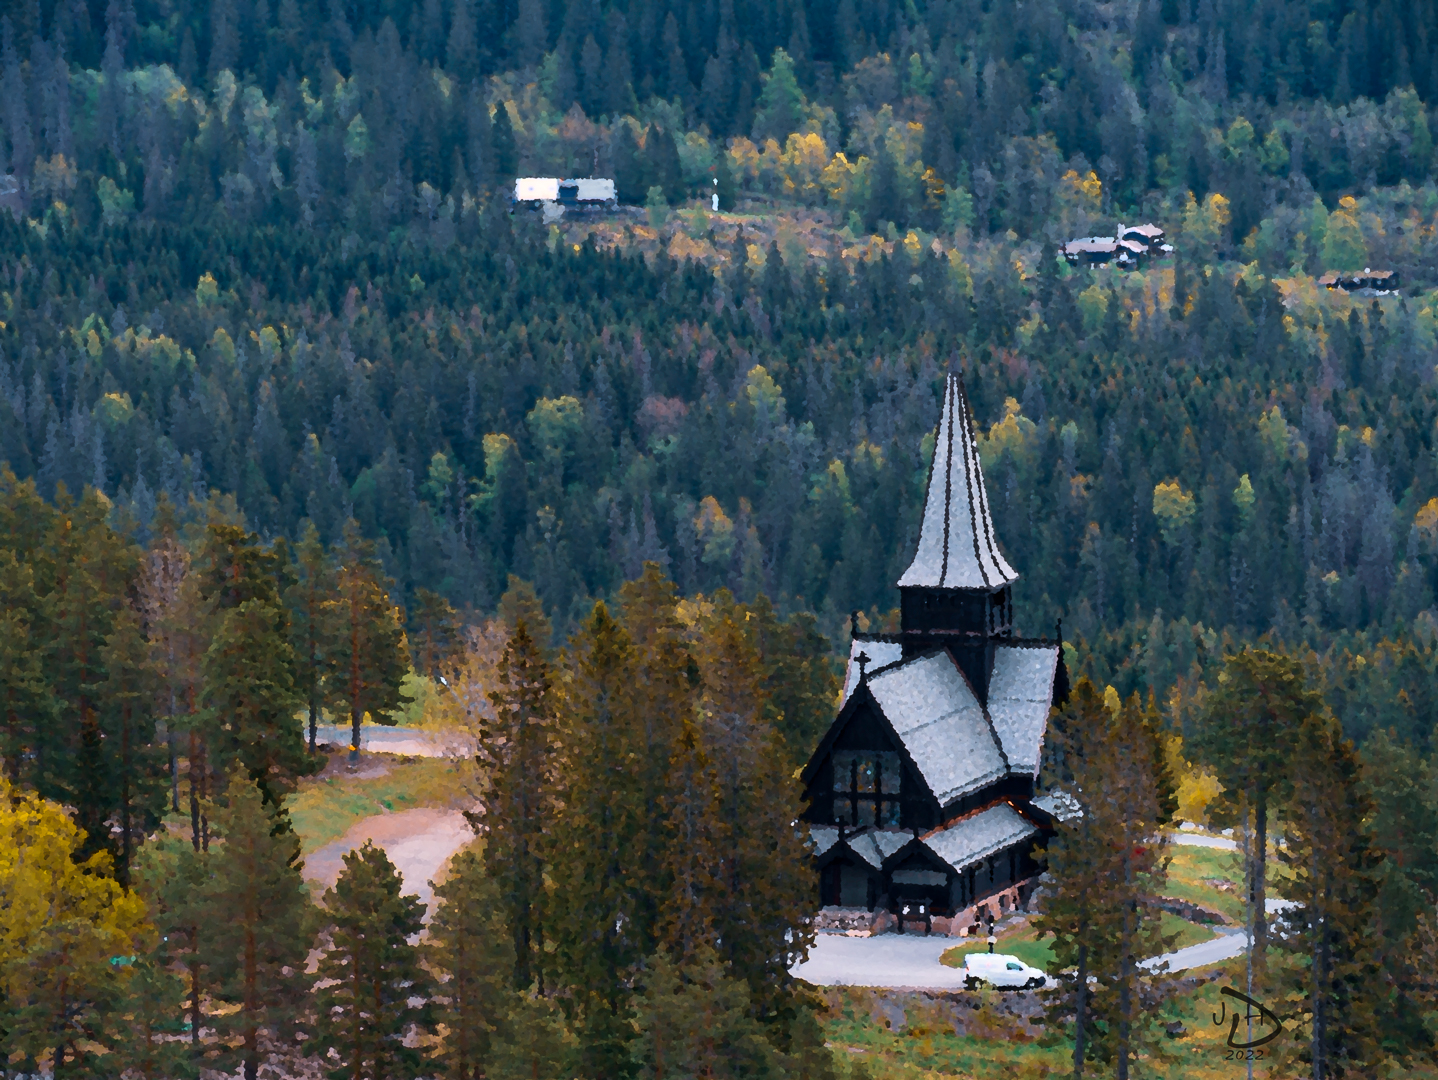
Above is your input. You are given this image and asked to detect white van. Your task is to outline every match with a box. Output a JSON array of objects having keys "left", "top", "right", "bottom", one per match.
[{"left": 962, "top": 952, "right": 1047, "bottom": 990}]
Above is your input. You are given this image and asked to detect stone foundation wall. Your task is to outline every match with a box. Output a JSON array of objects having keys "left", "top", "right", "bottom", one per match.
[
  {"left": 933, "top": 878, "right": 1039, "bottom": 937},
  {"left": 814, "top": 907, "right": 897, "bottom": 935},
  {"left": 815, "top": 877, "right": 1041, "bottom": 937}
]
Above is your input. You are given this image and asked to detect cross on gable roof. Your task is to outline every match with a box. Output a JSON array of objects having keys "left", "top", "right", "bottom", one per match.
[{"left": 898, "top": 372, "right": 1018, "bottom": 590}]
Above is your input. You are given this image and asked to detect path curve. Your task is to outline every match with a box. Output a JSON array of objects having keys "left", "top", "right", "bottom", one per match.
[{"left": 302, "top": 807, "right": 474, "bottom": 919}]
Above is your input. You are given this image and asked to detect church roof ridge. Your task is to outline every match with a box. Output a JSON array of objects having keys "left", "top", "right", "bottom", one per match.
[{"left": 898, "top": 372, "right": 1018, "bottom": 591}]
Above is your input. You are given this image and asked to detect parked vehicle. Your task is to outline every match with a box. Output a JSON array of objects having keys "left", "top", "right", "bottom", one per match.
[{"left": 962, "top": 952, "right": 1047, "bottom": 990}]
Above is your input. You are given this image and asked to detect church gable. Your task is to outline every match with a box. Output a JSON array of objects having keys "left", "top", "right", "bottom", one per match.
[
  {"left": 866, "top": 651, "right": 1008, "bottom": 806},
  {"left": 801, "top": 688, "right": 940, "bottom": 831}
]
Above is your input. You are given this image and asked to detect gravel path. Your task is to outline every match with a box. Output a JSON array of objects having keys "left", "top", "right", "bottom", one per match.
[{"left": 302, "top": 806, "right": 474, "bottom": 918}]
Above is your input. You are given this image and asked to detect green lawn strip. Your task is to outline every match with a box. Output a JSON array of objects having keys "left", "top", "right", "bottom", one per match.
[
  {"left": 939, "top": 931, "right": 1055, "bottom": 971},
  {"left": 287, "top": 757, "right": 470, "bottom": 854},
  {"left": 820, "top": 964, "right": 1283, "bottom": 1080},
  {"left": 937, "top": 912, "right": 1214, "bottom": 975},
  {"left": 1164, "top": 845, "right": 1248, "bottom": 923}
]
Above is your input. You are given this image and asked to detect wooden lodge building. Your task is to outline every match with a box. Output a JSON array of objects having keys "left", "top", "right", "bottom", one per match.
[{"left": 801, "top": 373, "right": 1070, "bottom": 936}]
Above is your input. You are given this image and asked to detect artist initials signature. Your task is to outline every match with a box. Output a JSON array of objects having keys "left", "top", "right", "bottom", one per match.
[{"left": 1212, "top": 986, "right": 1284, "bottom": 1049}]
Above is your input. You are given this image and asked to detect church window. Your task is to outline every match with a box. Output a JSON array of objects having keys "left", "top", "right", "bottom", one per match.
[{"left": 830, "top": 750, "right": 902, "bottom": 827}]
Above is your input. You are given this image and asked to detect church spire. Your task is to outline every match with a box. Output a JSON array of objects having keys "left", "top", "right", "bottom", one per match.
[{"left": 898, "top": 372, "right": 1017, "bottom": 590}]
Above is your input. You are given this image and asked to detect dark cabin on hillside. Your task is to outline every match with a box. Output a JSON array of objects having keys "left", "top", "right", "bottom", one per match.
[{"left": 801, "top": 373, "right": 1069, "bottom": 936}]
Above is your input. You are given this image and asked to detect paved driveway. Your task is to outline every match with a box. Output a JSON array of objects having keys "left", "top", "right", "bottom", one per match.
[{"left": 313, "top": 724, "right": 472, "bottom": 758}]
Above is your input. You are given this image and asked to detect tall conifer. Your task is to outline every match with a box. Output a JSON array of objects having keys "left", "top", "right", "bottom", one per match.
[
  {"left": 317, "top": 841, "right": 433, "bottom": 1080},
  {"left": 202, "top": 769, "right": 314, "bottom": 1080},
  {"left": 285, "top": 521, "right": 336, "bottom": 753},
  {"left": 326, "top": 523, "right": 410, "bottom": 764},
  {"left": 426, "top": 845, "right": 516, "bottom": 1080},
  {"left": 479, "top": 618, "right": 557, "bottom": 991},
  {"left": 1193, "top": 647, "right": 1315, "bottom": 967}
]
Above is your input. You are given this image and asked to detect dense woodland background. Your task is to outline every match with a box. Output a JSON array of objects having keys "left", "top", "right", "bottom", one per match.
[
  {"left": 4, "top": 0, "right": 1438, "bottom": 1076},
  {"left": 2, "top": 0, "right": 1438, "bottom": 735}
]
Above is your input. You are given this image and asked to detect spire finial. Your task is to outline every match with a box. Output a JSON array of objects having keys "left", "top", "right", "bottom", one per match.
[{"left": 857, "top": 651, "right": 872, "bottom": 682}]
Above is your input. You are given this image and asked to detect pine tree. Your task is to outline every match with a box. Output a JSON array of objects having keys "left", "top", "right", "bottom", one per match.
[
  {"left": 409, "top": 586, "right": 462, "bottom": 680},
  {"left": 326, "top": 522, "right": 410, "bottom": 763},
  {"left": 204, "top": 769, "right": 315, "bottom": 1080},
  {"left": 99, "top": 607, "right": 166, "bottom": 885},
  {"left": 136, "top": 507, "right": 202, "bottom": 818},
  {"left": 1276, "top": 710, "right": 1385, "bottom": 1078},
  {"left": 201, "top": 598, "right": 307, "bottom": 802},
  {"left": 1192, "top": 647, "right": 1315, "bottom": 968},
  {"left": 0, "top": 550, "right": 55, "bottom": 788},
  {"left": 479, "top": 618, "right": 557, "bottom": 991},
  {"left": 317, "top": 841, "right": 433, "bottom": 1080},
  {"left": 285, "top": 521, "right": 336, "bottom": 753},
  {"left": 426, "top": 845, "right": 516, "bottom": 1080},
  {"left": 1034, "top": 680, "right": 1175, "bottom": 1078},
  {"left": 630, "top": 947, "right": 784, "bottom": 1080}
]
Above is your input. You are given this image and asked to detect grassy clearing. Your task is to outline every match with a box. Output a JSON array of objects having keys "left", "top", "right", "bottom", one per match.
[
  {"left": 1165, "top": 844, "right": 1250, "bottom": 923},
  {"left": 287, "top": 756, "right": 471, "bottom": 854},
  {"left": 818, "top": 960, "right": 1306, "bottom": 1080}
]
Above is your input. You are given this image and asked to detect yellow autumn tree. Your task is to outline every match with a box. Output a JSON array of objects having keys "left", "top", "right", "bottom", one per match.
[
  {"left": 0, "top": 781, "right": 150, "bottom": 1068},
  {"left": 1152, "top": 480, "right": 1197, "bottom": 545}
]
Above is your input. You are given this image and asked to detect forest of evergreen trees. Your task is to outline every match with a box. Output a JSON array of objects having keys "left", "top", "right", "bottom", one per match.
[{"left": 3, "top": 0, "right": 1438, "bottom": 1073}]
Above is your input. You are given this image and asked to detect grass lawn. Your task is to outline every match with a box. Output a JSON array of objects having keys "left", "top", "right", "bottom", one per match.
[
  {"left": 287, "top": 756, "right": 472, "bottom": 854},
  {"left": 938, "top": 913, "right": 1215, "bottom": 973},
  {"left": 1165, "top": 843, "right": 1263, "bottom": 924},
  {"left": 820, "top": 958, "right": 1361, "bottom": 1080}
]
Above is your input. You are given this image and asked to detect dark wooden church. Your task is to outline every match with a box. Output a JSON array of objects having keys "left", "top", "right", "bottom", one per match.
[{"left": 801, "top": 373, "right": 1070, "bottom": 936}]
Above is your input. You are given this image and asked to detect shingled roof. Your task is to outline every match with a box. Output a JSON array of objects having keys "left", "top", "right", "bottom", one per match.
[
  {"left": 898, "top": 373, "right": 1018, "bottom": 590},
  {"left": 866, "top": 651, "right": 1010, "bottom": 804}
]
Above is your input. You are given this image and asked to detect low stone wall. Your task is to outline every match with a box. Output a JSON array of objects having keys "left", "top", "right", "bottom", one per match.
[
  {"left": 814, "top": 907, "right": 897, "bottom": 935},
  {"left": 936, "top": 878, "right": 1038, "bottom": 937}
]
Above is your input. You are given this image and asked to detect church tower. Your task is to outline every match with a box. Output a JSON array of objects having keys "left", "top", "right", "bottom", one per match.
[
  {"left": 800, "top": 370, "right": 1068, "bottom": 935},
  {"left": 896, "top": 373, "right": 1016, "bottom": 704}
]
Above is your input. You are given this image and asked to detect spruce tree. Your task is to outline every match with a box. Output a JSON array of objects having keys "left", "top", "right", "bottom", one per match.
[
  {"left": 1275, "top": 709, "right": 1385, "bottom": 1078},
  {"left": 99, "top": 607, "right": 166, "bottom": 885},
  {"left": 1192, "top": 647, "right": 1314, "bottom": 968},
  {"left": 662, "top": 591, "right": 814, "bottom": 1012},
  {"left": 426, "top": 845, "right": 516, "bottom": 1080},
  {"left": 285, "top": 521, "right": 337, "bottom": 753},
  {"left": 409, "top": 587, "right": 462, "bottom": 680},
  {"left": 204, "top": 769, "right": 315, "bottom": 1080},
  {"left": 134, "top": 832, "right": 214, "bottom": 1060},
  {"left": 112, "top": 953, "right": 196, "bottom": 1080},
  {"left": 479, "top": 618, "right": 556, "bottom": 991},
  {"left": 1035, "top": 680, "right": 1175, "bottom": 1079},
  {"left": 317, "top": 841, "right": 433, "bottom": 1080},
  {"left": 549, "top": 598, "right": 669, "bottom": 1073},
  {"left": 201, "top": 598, "right": 308, "bottom": 803},
  {"left": 326, "top": 522, "right": 410, "bottom": 764},
  {"left": 630, "top": 947, "right": 783, "bottom": 1080}
]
